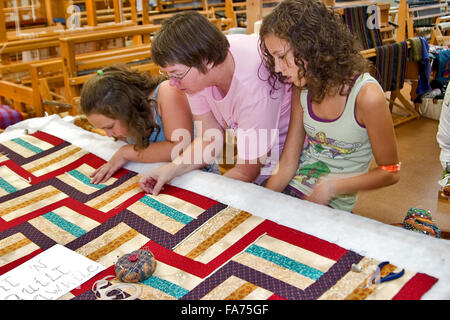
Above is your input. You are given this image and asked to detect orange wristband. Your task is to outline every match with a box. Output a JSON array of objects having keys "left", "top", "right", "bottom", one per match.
[{"left": 379, "top": 162, "right": 401, "bottom": 172}]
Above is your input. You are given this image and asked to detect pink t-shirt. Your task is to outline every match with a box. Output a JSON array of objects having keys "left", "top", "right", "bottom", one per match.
[{"left": 188, "top": 34, "right": 291, "bottom": 180}]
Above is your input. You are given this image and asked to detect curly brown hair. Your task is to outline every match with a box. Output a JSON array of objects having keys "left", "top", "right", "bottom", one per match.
[
  {"left": 259, "top": 0, "right": 372, "bottom": 102},
  {"left": 80, "top": 64, "right": 164, "bottom": 150}
]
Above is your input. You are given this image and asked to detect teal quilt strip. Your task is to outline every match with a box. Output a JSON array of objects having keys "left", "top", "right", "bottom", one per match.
[
  {"left": 142, "top": 276, "right": 189, "bottom": 299},
  {"left": 11, "top": 138, "right": 44, "bottom": 154},
  {"left": 246, "top": 244, "right": 324, "bottom": 281},
  {"left": 43, "top": 211, "right": 87, "bottom": 238},
  {"left": 0, "top": 177, "right": 18, "bottom": 194},
  {"left": 67, "top": 169, "right": 108, "bottom": 189},
  {"left": 139, "top": 196, "right": 194, "bottom": 225}
]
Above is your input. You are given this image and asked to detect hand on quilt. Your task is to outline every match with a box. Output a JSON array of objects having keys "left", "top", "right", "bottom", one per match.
[
  {"left": 90, "top": 148, "right": 128, "bottom": 184},
  {"left": 139, "top": 163, "right": 177, "bottom": 195}
]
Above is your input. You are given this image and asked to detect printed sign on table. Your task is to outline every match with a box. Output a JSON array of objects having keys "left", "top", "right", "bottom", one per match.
[{"left": 0, "top": 244, "right": 106, "bottom": 300}]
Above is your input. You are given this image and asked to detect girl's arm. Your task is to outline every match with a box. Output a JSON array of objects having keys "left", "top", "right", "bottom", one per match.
[
  {"left": 307, "top": 83, "right": 400, "bottom": 205},
  {"left": 139, "top": 111, "right": 225, "bottom": 195},
  {"left": 223, "top": 157, "right": 265, "bottom": 183},
  {"left": 265, "top": 86, "right": 306, "bottom": 191},
  {"left": 90, "top": 83, "right": 194, "bottom": 184}
]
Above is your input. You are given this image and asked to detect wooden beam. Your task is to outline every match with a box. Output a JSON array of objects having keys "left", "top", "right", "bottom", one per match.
[
  {"left": 85, "top": 0, "right": 97, "bottom": 26},
  {"left": 44, "top": 0, "right": 54, "bottom": 25},
  {"left": 246, "top": 0, "right": 262, "bottom": 34},
  {"left": 0, "top": 0, "right": 6, "bottom": 42},
  {"left": 113, "top": 0, "right": 122, "bottom": 23},
  {"left": 142, "top": 0, "right": 150, "bottom": 25}
]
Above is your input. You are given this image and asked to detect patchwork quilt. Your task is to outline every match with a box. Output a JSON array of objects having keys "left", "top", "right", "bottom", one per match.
[{"left": 0, "top": 131, "right": 438, "bottom": 300}]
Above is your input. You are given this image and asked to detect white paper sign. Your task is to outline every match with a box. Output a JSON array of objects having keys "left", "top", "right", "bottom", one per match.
[{"left": 0, "top": 244, "right": 106, "bottom": 300}]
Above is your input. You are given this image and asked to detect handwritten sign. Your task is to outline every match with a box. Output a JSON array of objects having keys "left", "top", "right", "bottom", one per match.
[{"left": 0, "top": 244, "right": 106, "bottom": 300}]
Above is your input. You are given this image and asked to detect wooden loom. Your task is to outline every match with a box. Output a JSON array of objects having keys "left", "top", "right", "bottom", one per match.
[
  {"left": 362, "top": 43, "right": 420, "bottom": 127},
  {"left": 362, "top": 0, "right": 421, "bottom": 127}
]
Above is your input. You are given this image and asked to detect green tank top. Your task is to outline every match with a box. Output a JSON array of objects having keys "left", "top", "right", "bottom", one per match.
[{"left": 288, "top": 73, "right": 381, "bottom": 212}]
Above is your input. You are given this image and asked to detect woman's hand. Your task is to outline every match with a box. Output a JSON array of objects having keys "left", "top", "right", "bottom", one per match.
[
  {"left": 139, "top": 162, "right": 179, "bottom": 195},
  {"left": 90, "top": 146, "right": 129, "bottom": 184}
]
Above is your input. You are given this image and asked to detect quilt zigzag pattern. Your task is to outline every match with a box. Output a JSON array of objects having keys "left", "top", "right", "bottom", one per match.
[{"left": 0, "top": 132, "right": 438, "bottom": 300}]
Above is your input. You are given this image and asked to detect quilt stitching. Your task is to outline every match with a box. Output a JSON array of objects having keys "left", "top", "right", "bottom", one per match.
[{"left": 0, "top": 132, "right": 438, "bottom": 300}]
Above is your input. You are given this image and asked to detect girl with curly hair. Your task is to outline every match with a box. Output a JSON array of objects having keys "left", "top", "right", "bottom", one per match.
[
  {"left": 260, "top": 0, "right": 400, "bottom": 212},
  {"left": 80, "top": 63, "right": 193, "bottom": 184}
]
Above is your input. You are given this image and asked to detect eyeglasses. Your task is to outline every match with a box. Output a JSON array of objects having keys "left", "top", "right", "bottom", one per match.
[{"left": 159, "top": 66, "right": 192, "bottom": 81}]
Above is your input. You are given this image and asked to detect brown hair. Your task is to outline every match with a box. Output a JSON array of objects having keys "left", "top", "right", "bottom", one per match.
[
  {"left": 151, "top": 11, "right": 229, "bottom": 73},
  {"left": 80, "top": 64, "right": 164, "bottom": 150},
  {"left": 259, "top": 0, "right": 371, "bottom": 102}
]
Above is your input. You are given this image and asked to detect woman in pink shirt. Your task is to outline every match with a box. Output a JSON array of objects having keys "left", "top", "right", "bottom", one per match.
[{"left": 139, "top": 11, "right": 291, "bottom": 195}]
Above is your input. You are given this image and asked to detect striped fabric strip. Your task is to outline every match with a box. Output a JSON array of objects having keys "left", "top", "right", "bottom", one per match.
[
  {"left": 0, "top": 237, "right": 32, "bottom": 257},
  {"left": 43, "top": 211, "right": 87, "bottom": 238},
  {"left": 139, "top": 196, "right": 194, "bottom": 225},
  {"left": 142, "top": 276, "right": 189, "bottom": 299},
  {"left": 0, "top": 105, "right": 23, "bottom": 129},
  {"left": 27, "top": 146, "right": 83, "bottom": 173},
  {"left": 395, "top": 43, "right": 405, "bottom": 90},
  {"left": 67, "top": 169, "right": 108, "bottom": 189},
  {"left": 11, "top": 138, "right": 44, "bottom": 154},
  {"left": 149, "top": 193, "right": 205, "bottom": 220},
  {"left": 343, "top": 5, "right": 383, "bottom": 50},
  {"left": 245, "top": 244, "right": 324, "bottom": 281},
  {"left": 91, "top": 181, "right": 139, "bottom": 210},
  {"left": 0, "top": 177, "right": 18, "bottom": 194},
  {"left": 234, "top": 251, "right": 315, "bottom": 290},
  {"left": 375, "top": 41, "right": 407, "bottom": 92},
  {"left": 86, "top": 228, "right": 138, "bottom": 261},
  {"left": 0, "top": 233, "right": 41, "bottom": 271},
  {"left": 224, "top": 282, "right": 258, "bottom": 300},
  {"left": 185, "top": 211, "right": 252, "bottom": 260},
  {"left": 0, "top": 188, "right": 61, "bottom": 217}
]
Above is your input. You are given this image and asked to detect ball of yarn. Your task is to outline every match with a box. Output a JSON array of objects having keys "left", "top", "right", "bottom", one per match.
[
  {"left": 115, "top": 249, "right": 157, "bottom": 283},
  {"left": 403, "top": 207, "right": 441, "bottom": 238},
  {"left": 443, "top": 184, "right": 450, "bottom": 197}
]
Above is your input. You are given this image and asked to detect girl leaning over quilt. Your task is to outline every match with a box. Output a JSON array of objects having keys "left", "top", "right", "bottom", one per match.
[
  {"left": 80, "top": 63, "right": 194, "bottom": 184},
  {"left": 260, "top": 0, "right": 400, "bottom": 212}
]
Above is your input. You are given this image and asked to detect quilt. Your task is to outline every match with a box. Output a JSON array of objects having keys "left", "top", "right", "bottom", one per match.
[{"left": 0, "top": 131, "right": 438, "bottom": 300}]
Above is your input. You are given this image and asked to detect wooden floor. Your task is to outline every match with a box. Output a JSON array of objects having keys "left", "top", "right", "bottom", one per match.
[{"left": 353, "top": 116, "right": 450, "bottom": 235}]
